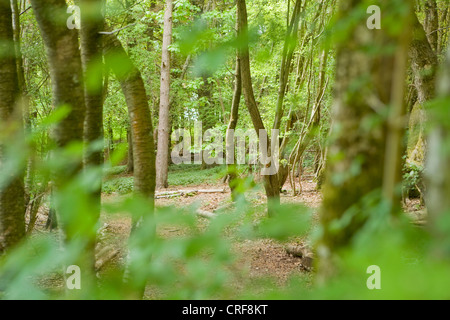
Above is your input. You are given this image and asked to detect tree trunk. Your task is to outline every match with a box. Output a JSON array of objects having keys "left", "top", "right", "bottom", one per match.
[
  {"left": 226, "top": 55, "right": 242, "bottom": 200},
  {"left": 318, "top": 0, "right": 413, "bottom": 279},
  {"left": 237, "top": 0, "right": 280, "bottom": 215},
  {"left": 31, "top": 0, "right": 88, "bottom": 239},
  {"left": 425, "top": 45, "right": 450, "bottom": 257},
  {"left": 272, "top": 0, "right": 303, "bottom": 131},
  {"left": 409, "top": 12, "right": 438, "bottom": 105},
  {"left": 424, "top": 0, "right": 439, "bottom": 53},
  {"left": 127, "top": 124, "right": 134, "bottom": 173},
  {"left": 103, "top": 29, "right": 156, "bottom": 299},
  {"left": 103, "top": 32, "right": 156, "bottom": 203},
  {"left": 0, "top": 0, "right": 25, "bottom": 253},
  {"left": 30, "top": 0, "right": 96, "bottom": 291},
  {"left": 11, "top": 0, "right": 35, "bottom": 205},
  {"left": 312, "top": 49, "right": 328, "bottom": 176},
  {"left": 78, "top": 0, "right": 105, "bottom": 273},
  {"left": 156, "top": 0, "right": 173, "bottom": 189},
  {"left": 30, "top": 0, "right": 86, "bottom": 150}
]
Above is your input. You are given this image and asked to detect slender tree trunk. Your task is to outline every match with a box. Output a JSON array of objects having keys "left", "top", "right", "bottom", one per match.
[
  {"left": 127, "top": 125, "right": 134, "bottom": 173},
  {"left": 272, "top": 0, "right": 303, "bottom": 131},
  {"left": 226, "top": 55, "right": 242, "bottom": 200},
  {"left": 0, "top": 0, "right": 25, "bottom": 253},
  {"left": 156, "top": 0, "right": 173, "bottom": 189},
  {"left": 104, "top": 32, "right": 156, "bottom": 204},
  {"left": 198, "top": 75, "right": 215, "bottom": 170},
  {"left": 312, "top": 49, "right": 328, "bottom": 176},
  {"left": 382, "top": 17, "right": 412, "bottom": 213},
  {"left": 103, "top": 30, "right": 156, "bottom": 299},
  {"left": 237, "top": 0, "right": 280, "bottom": 214},
  {"left": 11, "top": 0, "right": 34, "bottom": 204},
  {"left": 78, "top": 0, "right": 105, "bottom": 273}
]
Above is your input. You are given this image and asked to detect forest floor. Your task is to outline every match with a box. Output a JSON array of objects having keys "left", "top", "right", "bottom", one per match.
[
  {"left": 100, "top": 176, "right": 321, "bottom": 296},
  {"left": 31, "top": 167, "right": 425, "bottom": 298}
]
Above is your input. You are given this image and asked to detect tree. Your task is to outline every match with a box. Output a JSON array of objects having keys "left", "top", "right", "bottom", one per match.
[
  {"left": 272, "top": 0, "right": 303, "bottom": 132},
  {"left": 409, "top": 11, "right": 438, "bottom": 105},
  {"left": 237, "top": 0, "right": 280, "bottom": 215},
  {"left": 317, "top": 0, "right": 413, "bottom": 278},
  {"left": 30, "top": 0, "right": 101, "bottom": 291},
  {"left": 156, "top": 0, "right": 173, "bottom": 189},
  {"left": 30, "top": 0, "right": 86, "bottom": 151},
  {"left": 104, "top": 31, "right": 156, "bottom": 208},
  {"left": 103, "top": 30, "right": 156, "bottom": 299},
  {"left": 0, "top": 0, "right": 26, "bottom": 253},
  {"left": 226, "top": 55, "right": 242, "bottom": 200},
  {"left": 78, "top": 0, "right": 105, "bottom": 272},
  {"left": 424, "top": 0, "right": 439, "bottom": 53},
  {"left": 425, "top": 44, "right": 450, "bottom": 256}
]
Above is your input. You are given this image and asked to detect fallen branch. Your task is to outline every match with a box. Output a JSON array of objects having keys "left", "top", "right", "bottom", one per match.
[
  {"left": 285, "top": 244, "right": 314, "bottom": 271},
  {"left": 196, "top": 209, "right": 217, "bottom": 219},
  {"left": 156, "top": 193, "right": 183, "bottom": 199},
  {"left": 155, "top": 188, "right": 225, "bottom": 199},
  {"left": 95, "top": 246, "right": 120, "bottom": 272}
]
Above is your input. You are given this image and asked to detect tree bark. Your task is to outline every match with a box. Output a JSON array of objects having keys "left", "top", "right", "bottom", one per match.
[
  {"left": 30, "top": 0, "right": 86, "bottom": 150},
  {"left": 30, "top": 0, "right": 87, "bottom": 243},
  {"left": 103, "top": 32, "right": 156, "bottom": 202},
  {"left": 226, "top": 55, "right": 241, "bottom": 200},
  {"left": 156, "top": 0, "right": 173, "bottom": 189},
  {"left": 425, "top": 45, "right": 450, "bottom": 257},
  {"left": 409, "top": 12, "right": 438, "bottom": 105},
  {"left": 0, "top": 0, "right": 25, "bottom": 253},
  {"left": 237, "top": 0, "right": 280, "bottom": 214},
  {"left": 272, "top": 0, "right": 303, "bottom": 131},
  {"left": 127, "top": 124, "right": 134, "bottom": 173},
  {"left": 424, "top": 0, "right": 439, "bottom": 53},
  {"left": 103, "top": 31, "right": 156, "bottom": 298},
  {"left": 30, "top": 0, "right": 99, "bottom": 291},
  {"left": 79, "top": 0, "right": 104, "bottom": 170},
  {"left": 11, "top": 0, "right": 35, "bottom": 204},
  {"left": 78, "top": 0, "right": 105, "bottom": 273},
  {"left": 318, "top": 0, "right": 413, "bottom": 279}
]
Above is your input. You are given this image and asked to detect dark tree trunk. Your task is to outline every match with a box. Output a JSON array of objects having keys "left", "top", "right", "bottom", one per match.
[
  {"left": 0, "top": 0, "right": 25, "bottom": 252},
  {"left": 104, "top": 33, "right": 156, "bottom": 202},
  {"left": 226, "top": 55, "right": 242, "bottom": 200},
  {"left": 272, "top": 0, "right": 303, "bottom": 131},
  {"left": 11, "top": 0, "right": 35, "bottom": 205},
  {"left": 30, "top": 0, "right": 99, "bottom": 289},
  {"left": 31, "top": 0, "right": 86, "bottom": 239},
  {"left": 237, "top": 0, "right": 280, "bottom": 215},
  {"left": 127, "top": 125, "right": 134, "bottom": 173},
  {"left": 78, "top": 0, "right": 105, "bottom": 274},
  {"left": 103, "top": 30, "right": 156, "bottom": 298},
  {"left": 30, "top": 0, "right": 86, "bottom": 150}
]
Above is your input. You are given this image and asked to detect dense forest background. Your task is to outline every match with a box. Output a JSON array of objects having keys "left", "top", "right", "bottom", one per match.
[{"left": 0, "top": 0, "right": 450, "bottom": 299}]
